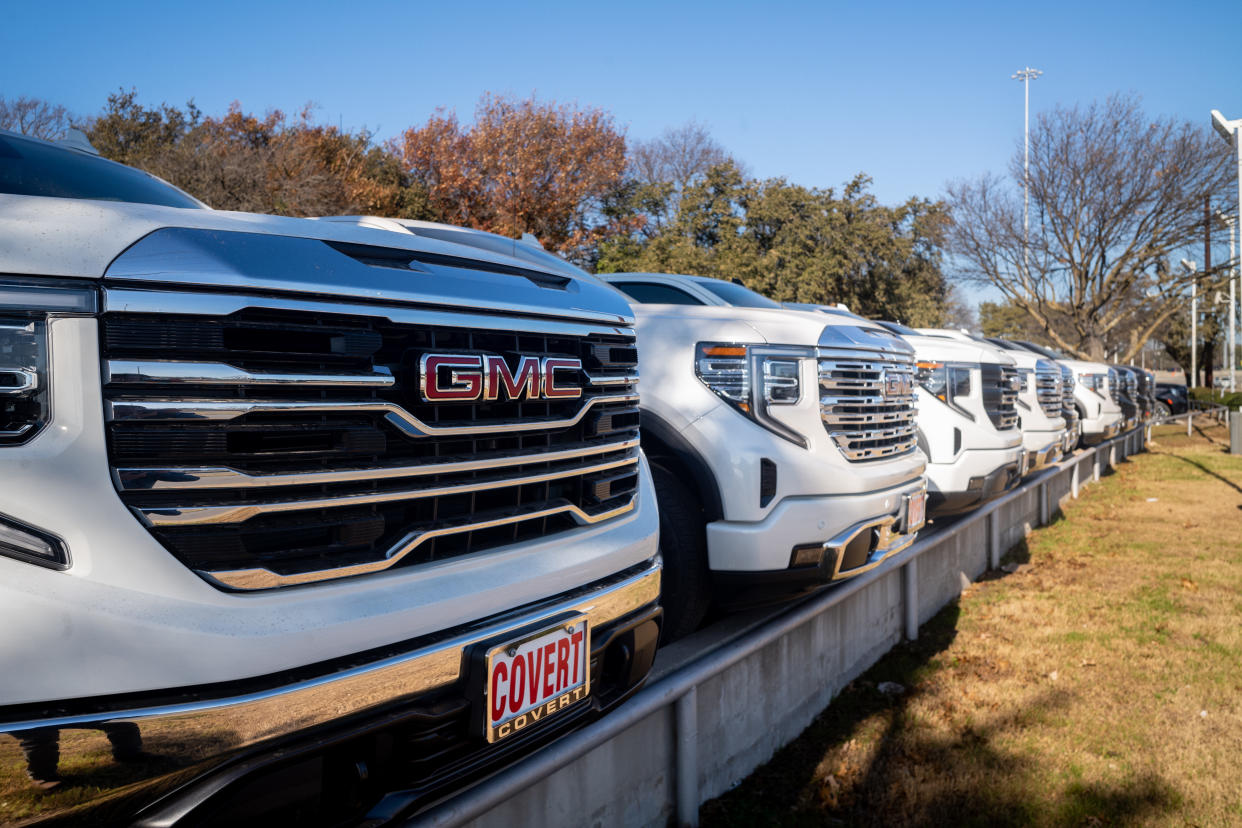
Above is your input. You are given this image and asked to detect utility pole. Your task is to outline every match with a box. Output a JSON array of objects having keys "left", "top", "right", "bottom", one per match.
[
  {"left": 1205, "top": 196, "right": 1212, "bottom": 389},
  {"left": 1230, "top": 216, "right": 1238, "bottom": 392},
  {"left": 1012, "top": 67, "right": 1042, "bottom": 277},
  {"left": 1183, "top": 259, "right": 1198, "bottom": 387},
  {"left": 1220, "top": 211, "right": 1237, "bottom": 392}
]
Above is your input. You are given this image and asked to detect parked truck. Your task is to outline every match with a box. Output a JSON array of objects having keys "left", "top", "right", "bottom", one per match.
[
  {"left": 0, "top": 129, "right": 662, "bottom": 826},
  {"left": 600, "top": 273, "right": 928, "bottom": 641},
  {"left": 917, "top": 330, "right": 1068, "bottom": 474},
  {"left": 874, "top": 322, "right": 1026, "bottom": 517},
  {"left": 1010, "top": 341, "right": 1124, "bottom": 446}
]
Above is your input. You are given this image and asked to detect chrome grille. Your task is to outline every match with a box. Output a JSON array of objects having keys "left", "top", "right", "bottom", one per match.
[
  {"left": 1034, "top": 360, "right": 1062, "bottom": 418},
  {"left": 1060, "top": 365, "right": 1078, "bottom": 429},
  {"left": 981, "top": 364, "right": 1020, "bottom": 431},
  {"left": 1108, "top": 368, "right": 1120, "bottom": 405},
  {"left": 100, "top": 290, "right": 641, "bottom": 590},
  {"left": 818, "top": 348, "right": 917, "bottom": 461}
]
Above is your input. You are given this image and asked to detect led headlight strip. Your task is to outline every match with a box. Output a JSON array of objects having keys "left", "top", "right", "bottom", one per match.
[{"left": 695, "top": 342, "right": 811, "bottom": 447}]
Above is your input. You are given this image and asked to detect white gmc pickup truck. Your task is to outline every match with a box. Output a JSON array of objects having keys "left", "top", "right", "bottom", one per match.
[
  {"left": 602, "top": 274, "right": 928, "bottom": 640},
  {"left": 0, "top": 129, "right": 661, "bottom": 826}
]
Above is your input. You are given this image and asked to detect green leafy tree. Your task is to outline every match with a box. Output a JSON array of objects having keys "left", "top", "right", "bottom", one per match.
[{"left": 599, "top": 163, "right": 952, "bottom": 326}]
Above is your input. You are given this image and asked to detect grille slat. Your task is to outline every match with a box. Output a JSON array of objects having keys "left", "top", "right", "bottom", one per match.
[
  {"left": 100, "top": 302, "right": 640, "bottom": 590},
  {"left": 1034, "top": 361, "right": 1062, "bottom": 418},
  {"left": 1060, "top": 365, "right": 1079, "bottom": 431},
  {"left": 819, "top": 351, "right": 917, "bottom": 461},
  {"left": 982, "top": 364, "right": 1020, "bottom": 431}
]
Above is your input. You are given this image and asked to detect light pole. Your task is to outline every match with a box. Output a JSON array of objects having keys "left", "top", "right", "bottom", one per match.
[
  {"left": 1013, "top": 67, "right": 1042, "bottom": 276},
  {"left": 1182, "top": 259, "right": 1198, "bottom": 386},
  {"left": 1219, "top": 211, "right": 1237, "bottom": 392},
  {"left": 1211, "top": 110, "right": 1242, "bottom": 392}
]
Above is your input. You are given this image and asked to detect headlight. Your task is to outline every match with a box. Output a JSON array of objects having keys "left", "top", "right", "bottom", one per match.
[
  {"left": 916, "top": 361, "right": 973, "bottom": 414},
  {"left": 696, "top": 342, "right": 810, "bottom": 446},
  {"left": 0, "top": 320, "right": 48, "bottom": 444},
  {"left": 0, "top": 283, "right": 97, "bottom": 446}
]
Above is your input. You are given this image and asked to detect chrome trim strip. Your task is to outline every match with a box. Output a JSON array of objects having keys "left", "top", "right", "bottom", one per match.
[
  {"left": 103, "top": 288, "right": 636, "bottom": 340},
  {"left": 0, "top": 558, "right": 660, "bottom": 742},
  {"left": 141, "top": 455, "right": 640, "bottom": 526},
  {"left": 105, "top": 360, "right": 395, "bottom": 388},
  {"left": 0, "top": 369, "right": 37, "bottom": 395},
  {"left": 583, "top": 371, "right": 639, "bottom": 387},
  {"left": 821, "top": 484, "right": 926, "bottom": 581},
  {"left": 118, "top": 438, "right": 641, "bottom": 491},
  {"left": 201, "top": 495, "right": 641, "bottom": 589},
  {"left": 107, "top": 393, "right": 641, "bottom": 438}
]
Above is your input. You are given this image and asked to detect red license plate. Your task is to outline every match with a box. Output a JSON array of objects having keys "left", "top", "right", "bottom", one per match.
[{"left": 484, "top": 616, "right": 590, "bottom": 742}]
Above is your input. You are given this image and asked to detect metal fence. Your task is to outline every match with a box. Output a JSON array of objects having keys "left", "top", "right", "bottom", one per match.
[{"left": 410, "top": 426, "right": 1152, "bottom": 828}]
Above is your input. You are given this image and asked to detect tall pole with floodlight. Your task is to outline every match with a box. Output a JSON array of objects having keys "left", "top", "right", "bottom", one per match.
[
  {"left": 1211, "top": 110, "right": 1242, "bottom": 392},
  {"left": 1220, "top": 211, "right": 1237, "bottom": 392},
  {"left": 1013, "top": 67, "right": 1042, "bottom": 276}
]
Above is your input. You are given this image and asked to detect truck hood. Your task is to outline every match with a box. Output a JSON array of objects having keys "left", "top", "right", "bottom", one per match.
[
  {"left": 627, "top": 303, "right": 912, "bottom": 354},
  {"left": 898, "top": 333, "right": 1017, "bottom": 366},
  {"left": 0, "top": 195, "right": 634, "bottom": 325}
]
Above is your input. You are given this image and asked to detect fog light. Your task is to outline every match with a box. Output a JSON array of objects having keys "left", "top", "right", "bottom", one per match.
[
  {"left": 0, "top": 515, "right": 69, "bottom": 570},
  {"left": 790, "top": 544, "right": 823, "bottom": 568}
]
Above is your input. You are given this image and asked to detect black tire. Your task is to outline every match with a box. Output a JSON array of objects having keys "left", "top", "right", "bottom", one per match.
[
  {"left": 650, "top": 462, "right": 713, "bottom": 643},
  {"left": 1155, "top": 401, "right": 1171, "bottom": 419}
]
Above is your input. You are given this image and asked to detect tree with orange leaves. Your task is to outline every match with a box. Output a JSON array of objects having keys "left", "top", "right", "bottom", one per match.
[{"left": 393, "top": 93, "right": 635, "bottom": 262}]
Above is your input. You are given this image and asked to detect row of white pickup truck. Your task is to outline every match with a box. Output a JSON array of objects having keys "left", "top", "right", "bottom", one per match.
[{"left": 0, "top": 128, "right": 1148, "bottom": 827}]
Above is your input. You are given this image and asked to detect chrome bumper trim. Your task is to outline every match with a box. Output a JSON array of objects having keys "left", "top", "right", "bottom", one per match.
[
  {"left": 821, "top": 482, "right": 927, "bottom": 581},
  {"left": 0, "top": 560, "right": 660, "bottom": 736}
]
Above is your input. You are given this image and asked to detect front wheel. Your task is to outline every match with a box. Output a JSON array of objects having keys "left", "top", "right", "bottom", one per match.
[
  {"left": 650, "top": 463, "right": 713, "bottom": 643},
  {"left": 1155, "top": 401, "right": 1171, "bottom": 419}
]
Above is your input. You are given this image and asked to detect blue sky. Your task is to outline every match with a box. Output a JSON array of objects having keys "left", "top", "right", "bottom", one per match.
[{"left": 4, "top": 0, "right": 1238, "bottom": 208}]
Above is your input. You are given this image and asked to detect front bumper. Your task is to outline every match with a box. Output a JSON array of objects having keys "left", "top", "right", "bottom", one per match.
[
  {"left": 707, "top": 478, "right": 927, "bottom": 607},
  {"left": 0, "top": 560, "right": 661, "bottom": 826},
  {"left": 1023, "top": 434, "right": 1064, "bottom": 474},
  {"left": 1082, "top": 419, "right": 1122, "bottom": 445},
  {"left": 926, "top": 444, "right": 1026, "bottom": 517}
]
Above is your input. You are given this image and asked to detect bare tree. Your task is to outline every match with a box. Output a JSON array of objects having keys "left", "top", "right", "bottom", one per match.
[
  {"left": 626, "top": 121, "right": 736, "bottom": 236},
  {"left": 0, "top": 96, "right": 73, "bottom": 140},
  {"left": 947, "top": 95, "right": 1234, "bottom": 361},
  {"left": 941, "top": 283, "right": 978, "bottom": 330},
  {"left": 630, "top": 120, "right": 731, "bottom": 191}
]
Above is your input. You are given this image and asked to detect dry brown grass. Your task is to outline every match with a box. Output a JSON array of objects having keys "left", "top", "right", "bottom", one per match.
[{"left": 703, "top": 422, "right": 1242, "bottom": 828}]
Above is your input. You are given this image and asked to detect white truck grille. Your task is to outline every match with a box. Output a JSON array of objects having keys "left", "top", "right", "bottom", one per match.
[
  {"left": 1035, "top": 361, "right": 1063, "bottom": 418},
  {"left": 982, "top": 364, "right": 1020, "bottom": 431},
  {"left": 100, "top": 290, "right": 641, "bottom": 590},
  {"left": 818, "top": 349, "right": 917, "bottom": 461}
]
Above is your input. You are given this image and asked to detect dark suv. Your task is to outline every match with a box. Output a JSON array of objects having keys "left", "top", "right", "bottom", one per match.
[{"left": 1154, "top": 383, "right": 1189, "bottom": 417}]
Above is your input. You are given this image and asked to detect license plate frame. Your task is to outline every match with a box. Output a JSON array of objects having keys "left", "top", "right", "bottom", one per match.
[
  {"left": 904, "top": 489, "right": 927, "bottom": 533},
  {"left": 481, "top": 614, "right": 591, "bottom": 743}
]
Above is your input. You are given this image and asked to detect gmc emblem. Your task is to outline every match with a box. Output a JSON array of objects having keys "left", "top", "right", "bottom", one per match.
[
  {"left": 881, "top": 370, "right": 912, "bottom": 398},
  {"left": 420, "top": 353, "right": 583, "bottom": 402}
]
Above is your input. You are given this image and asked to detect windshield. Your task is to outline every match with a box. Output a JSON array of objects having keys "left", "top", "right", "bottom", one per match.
[
  {"left": 692, "top": 278, "right": 782, "bottom": 309},
  {"left": 0, "top": 132, "right": 201, "bottom": 208},
  {"left": 1014, "top": 340, "right": 1067, "bottom": 359},
  {"left": 876, "top": 320, "right": 920, "bottom": 336}
]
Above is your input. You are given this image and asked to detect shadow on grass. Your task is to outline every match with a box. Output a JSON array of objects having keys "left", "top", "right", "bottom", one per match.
[
  {"left": 700, "top": 598, "right": 1181, "bottom": 828},
  {"left": 1152, "top": 450, "right": 1242, "bottom": 497}
]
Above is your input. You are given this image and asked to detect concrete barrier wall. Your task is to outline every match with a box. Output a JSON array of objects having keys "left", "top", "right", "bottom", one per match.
[{"left": 420, "top": 430, "right": 1144, "bottom": 828}]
